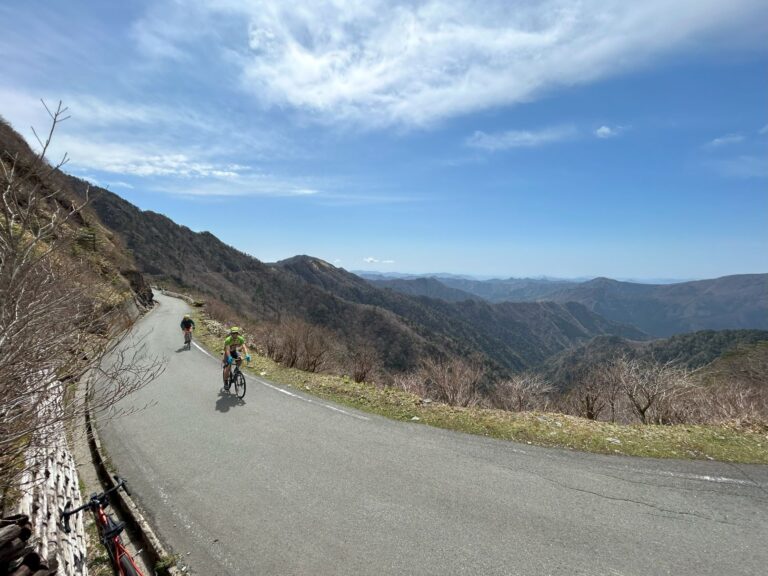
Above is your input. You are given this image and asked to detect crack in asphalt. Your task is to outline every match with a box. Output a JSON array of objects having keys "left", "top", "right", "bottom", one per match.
[
  {"left": 725, "top": 461, "right": 768, "bottom": 498},
  {"left": 586, "top": 468, "right": 768, "bottom": 504},
  {"left": 507, "top": 465, "right": 743, "bottom": 527}
]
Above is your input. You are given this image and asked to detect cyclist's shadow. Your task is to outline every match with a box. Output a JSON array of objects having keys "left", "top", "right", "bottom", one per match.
[{"left": 215, "top": 390, "right": 246, "bottom": 413}]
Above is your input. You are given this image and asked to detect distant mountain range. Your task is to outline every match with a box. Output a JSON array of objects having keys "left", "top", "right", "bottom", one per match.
[{"left": 366, "top": 273, "right": 768, "bottom": 337}]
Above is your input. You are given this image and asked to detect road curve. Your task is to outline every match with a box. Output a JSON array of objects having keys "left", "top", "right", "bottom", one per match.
[{"left": 97, "top": 293, "right": 768, "bottom": 575}]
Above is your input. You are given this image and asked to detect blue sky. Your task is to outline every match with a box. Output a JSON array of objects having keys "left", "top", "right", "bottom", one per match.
[{"left": 1, "top": 0, "right": 766, "bottom": 279}]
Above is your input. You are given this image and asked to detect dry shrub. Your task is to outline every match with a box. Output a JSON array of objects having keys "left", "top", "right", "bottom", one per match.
[
  {"left": 613, "top": 357, "right": 694, "bottom": 424},
  {"left": 350, "top": 346, "right": 378, "bottom": 383},
  {"left": 492, "top": 374, "right": 553, "bottom": 412},
  {"left": 296, "top": 321, "right": 329, "bottom": 372},
  {"left": 417, "top": 357, "right": 485, "bottom": 407},
  {"left": 700, "top": 381, "right": 768, "bottom": 427},
  {"left": 393, "top": 371, "right": 430, "bottom": 398},
  {"left": 563, "top": 379, "right": 608, "bottom": 421},
  {"left": 204, "top": 299, "right": 240, "bottom": 331},
  {"left": 255, "top": 317, "right": 332, "bottom": 373}
]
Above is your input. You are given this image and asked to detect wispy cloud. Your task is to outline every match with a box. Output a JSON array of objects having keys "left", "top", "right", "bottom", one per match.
[
  {"left": 132, "top": 0, "right": 768, "bottom": 127},
  {"left": 594, "top": 125, "right": 627, "bottom": 139},
  {"left": 467, "top": 126, "right": 576, "bottom": 151},
  {"left": 53, "top": 135, "right": 250, "bottom": 178},
  {"left": 364, "top": 257, "right": 395, "bottom": 264},
  {"left": 158, "top": 178, "right": 322, "bottom": 198},
  {"left": 705, "top": 133, "right": 745, "bottom": 148},
  {"left": 759, "top": 124, "right": 768, "bottom": 135}
]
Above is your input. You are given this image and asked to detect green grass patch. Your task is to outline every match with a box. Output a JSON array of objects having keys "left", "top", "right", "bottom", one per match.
[
  {"left": 85, "top": 518, "right": 113, "bottom": 576},
  {"left": 194, "top": 312, "right": 768, "bottom": 464},
  {"left": 155, "top": 554, "right": 181, "bottom": 575}
]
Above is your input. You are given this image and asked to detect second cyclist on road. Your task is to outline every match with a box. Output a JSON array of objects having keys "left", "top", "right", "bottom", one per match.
[{"left": 180, "top": 314, "right": 195, "bottom": 347}]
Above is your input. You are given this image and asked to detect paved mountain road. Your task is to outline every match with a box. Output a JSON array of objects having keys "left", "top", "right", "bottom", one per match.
[{"left": 97, "top": 293, "right": 768, "bottom": 575}]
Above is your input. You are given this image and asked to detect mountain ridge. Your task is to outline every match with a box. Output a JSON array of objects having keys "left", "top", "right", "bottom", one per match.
[{"left": 368, "top": 271, "right": 767, "bottom": 337}]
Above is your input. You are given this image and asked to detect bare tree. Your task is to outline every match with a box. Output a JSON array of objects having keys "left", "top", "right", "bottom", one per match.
[
  {"left": 614, "top": 357, "right": 693, "bottom": 424},
  {"left": 0, "top": 102, "right": 161, "bottom": 507},
  {"left": 350, "top": 346, "right": 378, "bottom": 383},
  {"left": 565, "top": 378, "right": 607, "bottom": 421},
  {"left": 577, "top": 361, "right": 626, "bottom": 422},
  {"left": 297, "top": 321, "right": 329, "bottom": 373},
  {"left": 418, "top": 357, "right": 484, "bottom": 407},
  {"left": 492, "top": 373, "right": 553, "bottom": 412}
]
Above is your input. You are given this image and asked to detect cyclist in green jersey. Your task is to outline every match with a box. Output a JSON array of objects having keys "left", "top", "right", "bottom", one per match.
[{"left": 222, "top": 326, "right": 251, "bottom": 387}]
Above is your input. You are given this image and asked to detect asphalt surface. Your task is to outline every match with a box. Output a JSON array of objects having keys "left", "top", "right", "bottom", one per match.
[{"left": 97, "top": 293, "right": 768, "bottom": 575}]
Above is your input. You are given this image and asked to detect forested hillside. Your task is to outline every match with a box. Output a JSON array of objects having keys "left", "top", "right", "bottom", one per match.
[{"left": 543, "top": 329, "right": 768, "bottom": 390}]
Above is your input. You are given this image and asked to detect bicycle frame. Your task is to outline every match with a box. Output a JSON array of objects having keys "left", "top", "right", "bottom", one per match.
[{"left": 61, "top": 476, "right": 145, "bottom": 576}]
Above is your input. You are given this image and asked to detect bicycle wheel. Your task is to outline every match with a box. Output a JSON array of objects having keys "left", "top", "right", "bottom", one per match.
[
  {"left": 119, "top": 552, "right": 141, "bottom": 576},
  {"left": 234, "top": 370, "right": 246, "bottom": 399}
]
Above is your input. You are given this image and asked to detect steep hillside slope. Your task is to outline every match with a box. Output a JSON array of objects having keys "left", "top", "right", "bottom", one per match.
[
  {"left": 548, "top": 276, "right": 768, "bottom": 336},
  {"left": 0, "top": 117, "right": 152, "bottom": 308}
]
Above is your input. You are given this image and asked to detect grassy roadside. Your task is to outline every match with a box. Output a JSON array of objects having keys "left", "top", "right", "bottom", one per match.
[{"left": 193, "top": 313, "right": 768, "bottom": 464}]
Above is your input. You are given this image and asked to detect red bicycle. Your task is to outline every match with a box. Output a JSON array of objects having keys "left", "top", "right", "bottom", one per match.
[{"left": 61, "top": 476, "right": 145, "bottom": 576}]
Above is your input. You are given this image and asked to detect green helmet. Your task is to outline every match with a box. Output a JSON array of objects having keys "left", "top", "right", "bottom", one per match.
[{"left": 229, "top": 326, "right": 240, "bottom": 334}]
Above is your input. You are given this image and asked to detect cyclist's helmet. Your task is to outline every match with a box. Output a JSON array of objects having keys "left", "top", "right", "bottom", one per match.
[
  {"left": 184, "top": 314, "right": 191, "bottom": 319},
  {"left": 230, "top": 326, "right": 240, "bottom": 334}
]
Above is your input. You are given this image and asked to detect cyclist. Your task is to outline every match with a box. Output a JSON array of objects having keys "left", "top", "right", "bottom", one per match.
[
  {"left": 180, "top": 314, "right": 195, "bottom": 344},
  {"left": 222, "top": 326, "right": 251, "bottom": 388}
]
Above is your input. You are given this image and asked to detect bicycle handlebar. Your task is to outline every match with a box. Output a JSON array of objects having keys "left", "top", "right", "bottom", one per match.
[{"left": 60, "top": 476, "right": 131, "bottom": 533}]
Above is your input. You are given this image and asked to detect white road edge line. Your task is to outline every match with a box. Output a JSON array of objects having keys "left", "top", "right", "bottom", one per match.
[
  {"left": 192, "top": 341, "right": 369, "bottom": 421},
  {"left": 650, "top": 470, "right": 755, "bottom": 486},
  {"left": 611, "top": 463, "right": 758, "bottom": 486}
]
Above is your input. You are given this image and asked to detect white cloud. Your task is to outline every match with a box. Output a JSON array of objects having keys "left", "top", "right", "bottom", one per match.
[
  {"left": 161, "top": 179, "right": 321, "bottom": 197},
  {"left": 136, "top": 0, "right": 768, "bottom": 127},
  {"left": 595, "top": 126, "right": 620, "bottom": 139},
  {"left": 705, "top": 133, "right": 744, "bottom": 148},
  {"left": 467, "top": 126, "right": 576, "bottom": 151},
  {"left": 38, "top": 135, "right": 325, "bottom": 197},
  {"left": 77, "top": 174, "right": 101, "bottom": 186},
  {"left": 363, "top": 257, "right": 395, "bottom": 264},
  {"left": 51, "top": 135, "right": 250, "bottom": 178}
]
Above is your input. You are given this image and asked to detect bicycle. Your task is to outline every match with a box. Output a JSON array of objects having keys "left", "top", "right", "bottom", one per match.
[
  {"left": 183, "top": 328, "right": 193, "bottom": 350},
  {"left": 224, "top": 359, "right": 247, "bottom": 399},
  {"left": 61, "top": 476, "right": 145, "bottom": 576}
]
